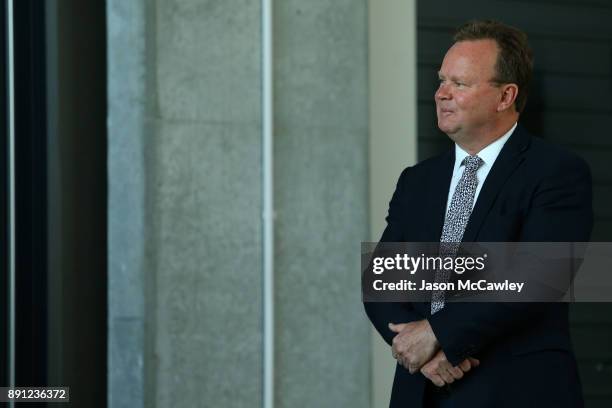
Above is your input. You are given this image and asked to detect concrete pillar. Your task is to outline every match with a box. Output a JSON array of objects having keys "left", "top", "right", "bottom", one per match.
[
  {"left": 108, "top": 1, "right": 263, "bottom": 406},
  {"left": 273, "top": 1, "right": 370, "bottom": 407},
  {"left": 149, "top": 0, "right": 265, "bottom": 406},
  {"left": 108, "top": 1, "right": 369, "bottom": 407},
  {"left": 107, "top": 1, "right": 149, "bottom": 406}
]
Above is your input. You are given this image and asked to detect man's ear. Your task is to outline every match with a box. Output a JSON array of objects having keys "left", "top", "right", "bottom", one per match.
[{"left": 497, "top": 83, "right": 519, "bottom": 112}]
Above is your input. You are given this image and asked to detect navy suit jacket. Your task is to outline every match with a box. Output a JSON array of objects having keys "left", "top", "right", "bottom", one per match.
[{"left": 364, "top": 125, "right": 593, "bottom": 407}]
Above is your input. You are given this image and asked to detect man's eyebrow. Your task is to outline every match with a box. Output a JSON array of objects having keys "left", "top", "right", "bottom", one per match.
[
  {"left": 438, "top": 73, "right": 467, "bottom": 82},
  {"left": 437, "top": 72, "right": 458, "bottom": 79}
]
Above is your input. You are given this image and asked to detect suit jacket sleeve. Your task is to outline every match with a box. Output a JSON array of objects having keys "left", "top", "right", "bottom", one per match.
[
  {"left": 363, "top": 167, "right": 425, "bottom": 346},
  {"left": 427, "top": 153, "right": 593, "bottom": 366}
]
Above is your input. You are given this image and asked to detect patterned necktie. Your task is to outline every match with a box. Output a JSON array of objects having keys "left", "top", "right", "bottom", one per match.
[{"left": 431, "top": 155, "right": 484, "bottom": 314}]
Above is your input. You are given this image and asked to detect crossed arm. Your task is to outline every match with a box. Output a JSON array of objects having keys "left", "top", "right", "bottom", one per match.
[
  {"left": 388, "top": 319, "right": 479, "bottom": 387},
  {"left": 363, "top": 301, "right": 479, "bottom": 387}
]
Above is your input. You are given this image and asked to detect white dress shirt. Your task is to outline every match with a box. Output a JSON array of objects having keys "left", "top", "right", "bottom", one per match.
[{"left": 445, "top": 122, "right": 518, "bottom": 214}]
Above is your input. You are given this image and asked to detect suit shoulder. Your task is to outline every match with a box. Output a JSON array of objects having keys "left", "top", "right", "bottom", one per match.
[
  {"left": 397, "top": 150, "right": 451, "bottom": 181},
  {"left": 527, "top": 136, "right": 590, "bottom": 173}
]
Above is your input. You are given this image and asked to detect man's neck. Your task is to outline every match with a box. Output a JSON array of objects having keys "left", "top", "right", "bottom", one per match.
[{"left": 456, "top": 118, "right": 518, "bottom": 155}]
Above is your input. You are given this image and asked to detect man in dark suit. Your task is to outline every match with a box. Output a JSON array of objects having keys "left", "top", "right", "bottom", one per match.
[{"left": 364, "top": 20, "right": 592, "bottom": 407}]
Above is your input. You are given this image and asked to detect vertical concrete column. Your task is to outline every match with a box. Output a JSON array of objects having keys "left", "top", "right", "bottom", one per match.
[
  {"left": 108, "top": 0, "right": 263, "bottom": 406},
  {"left": 151, "top": 0, "right": 263, "bottom": 406},
  {"left": 274, "top": 1, "right": 370, "bottom": 407},
  {"left": 107, "top": 1, "right": 148, "bottom": 406},
  {"left": 109, "top": 0, "right": 370, "bottom": 407}
]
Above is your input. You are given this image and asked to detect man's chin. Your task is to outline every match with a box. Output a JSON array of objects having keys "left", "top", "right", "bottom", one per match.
[{"left": 437, "top": 122, "right": 458, "bottom": 139}]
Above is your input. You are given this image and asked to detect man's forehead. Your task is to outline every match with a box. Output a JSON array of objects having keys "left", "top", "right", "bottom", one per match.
[
  {"left": 439, "top": 39, "right": 498, "bottom": 74},
  {"left": 447, "top": 39, "right": 499, "bottom": 59}
]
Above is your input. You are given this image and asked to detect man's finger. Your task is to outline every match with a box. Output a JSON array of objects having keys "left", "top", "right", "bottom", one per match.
[
  {"left": 435, "top": 359, "right": 456, "bottom": 384},
  {"left": 429, "top": 374, "right": 446, "bottom": 387},
  {"left": 438, "top": 368, "right": 454, "bottom": 384},
  {"left": 468, "top": 357, "right": 480, "bottom": 367},
  {"left": 408, "top": 363, "right": 420, "bottom": 374},
  {"left": 458, "top": 359, "right": 471, "bottom": 372},
  {"left": 448, "top": 365, "right": 464, "bottom": 380}
]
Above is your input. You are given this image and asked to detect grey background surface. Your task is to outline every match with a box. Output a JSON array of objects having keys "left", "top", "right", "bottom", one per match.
[{"left": 107, "top": 0, "right": 370, "bottom": 407}]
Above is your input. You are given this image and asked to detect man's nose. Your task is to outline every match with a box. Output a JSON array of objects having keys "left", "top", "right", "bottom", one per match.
[{"left": 435, "top": 83, "right": 451, "bottom": 100}]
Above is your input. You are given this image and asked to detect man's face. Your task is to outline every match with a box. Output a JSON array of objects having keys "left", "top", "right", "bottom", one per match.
[{"left": 435, "top": 39, "right": 503, "bottom": 141}]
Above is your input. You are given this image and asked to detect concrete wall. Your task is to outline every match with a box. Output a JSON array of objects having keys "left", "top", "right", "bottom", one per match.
[
  {"left": 108, "top": 1, "right": 369, "bottom": 407},
  {"left": 107, "top": 0, "right": 155, "bottom": 406}
]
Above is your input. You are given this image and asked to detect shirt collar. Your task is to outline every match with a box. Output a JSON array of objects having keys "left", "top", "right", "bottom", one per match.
[{"left": 454, "top": 122, "right": 517, "bottom": 169}]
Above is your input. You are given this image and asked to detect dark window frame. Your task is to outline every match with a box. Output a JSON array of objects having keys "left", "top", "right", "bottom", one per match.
[
  {"left": 1, "top": 0, "right": 9, "bottom": 389},
  {"left": 13, "top": 0, "right": 48, "bottom": 387}
]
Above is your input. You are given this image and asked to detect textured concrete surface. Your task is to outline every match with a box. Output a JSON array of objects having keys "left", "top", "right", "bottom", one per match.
[
  {"left": 156, "top": 0, "right": 261, "bottom": 123},
  {"left": 108, "top": 0, "right": 263, "bottom": 406},
  {"left": 150, "top": 1, "right": 263, "bottom": 406},
  {"left": 108, "top": 0, "right": 369, "bottom": 407},
  {"left": 150, "top": 120, "right": 263, "bottom": 407},
  {"left": 274, "top": 1, "right": 370, "bottom": 407},
  {"left": 109, "top": 318, "right": 144, "bottom": 406},
  {"left": 107, "top": 0, "right": 147, "bottom": 407}
]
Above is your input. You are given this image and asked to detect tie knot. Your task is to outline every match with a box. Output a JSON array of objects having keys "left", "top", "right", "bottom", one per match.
[{"left": 462, "top": 155, "right": 483, "bottom": 173}]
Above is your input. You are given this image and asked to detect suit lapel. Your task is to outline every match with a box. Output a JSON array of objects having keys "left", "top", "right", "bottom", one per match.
[
  {"left": 423, "top": 150, "right": 455, "bottom": 242},
  {"left": 462, "top": 125, "right": 531, "bottom": 242}
]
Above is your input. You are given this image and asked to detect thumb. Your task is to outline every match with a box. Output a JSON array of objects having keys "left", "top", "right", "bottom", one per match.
[{"left": 388, "top": 323, "right": 406, "bottom": 333}]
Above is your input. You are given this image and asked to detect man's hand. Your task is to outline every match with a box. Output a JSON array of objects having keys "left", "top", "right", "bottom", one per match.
[
  {"left": 420, "top": 349, "right": 480, "bottom": 387},
  {"left": 389, "top": 320, "right": 439, "bottom": 374}
]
